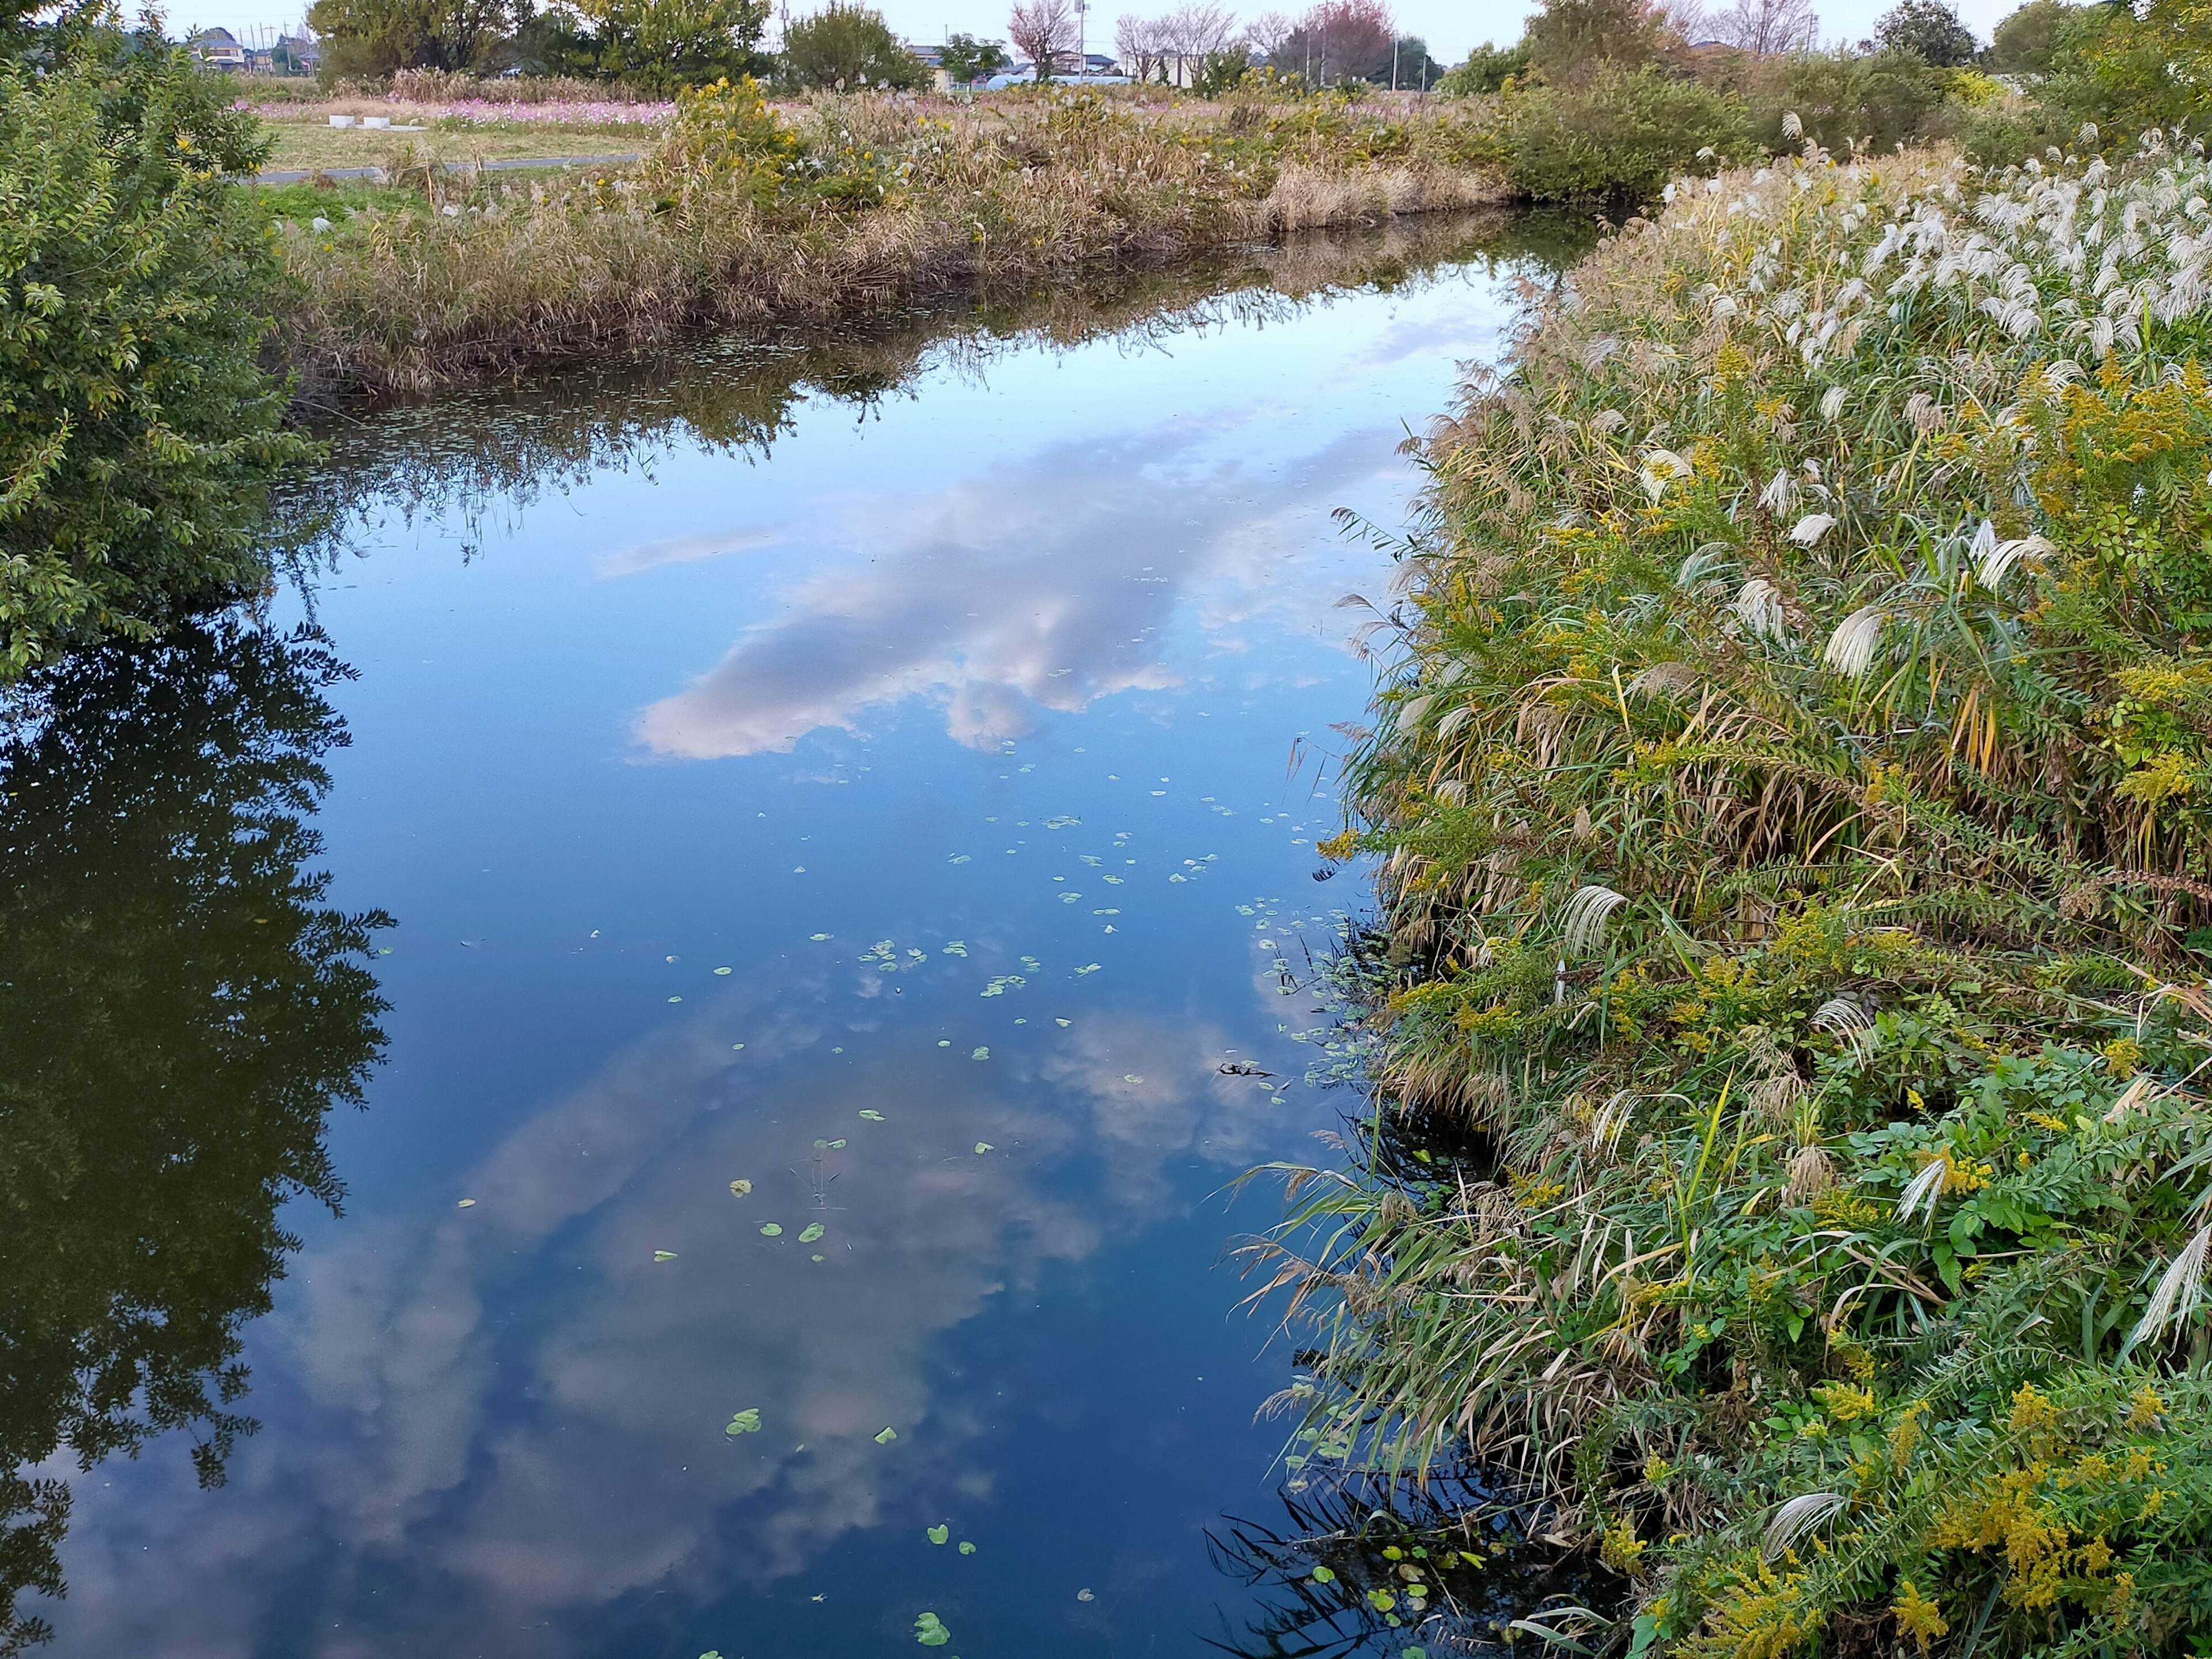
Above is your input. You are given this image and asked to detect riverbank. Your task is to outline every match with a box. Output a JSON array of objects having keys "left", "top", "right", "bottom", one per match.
[
  {"left": 264, "top": 81, "right": 1510, "bottom": 402},
  {"left": 1272, "top": 139, "right": 2212, "bottom": 1656}
]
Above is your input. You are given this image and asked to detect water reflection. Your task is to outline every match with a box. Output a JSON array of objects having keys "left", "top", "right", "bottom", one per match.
[
  {"left": 294, "top": 208, "right": 1590, "bottom": 559},
  {"left": 33, "top": 210, "right": 1594, "bottom": 1656},
  {"left": 0, "top": 624, "right": 388, "bottom": 1650}
]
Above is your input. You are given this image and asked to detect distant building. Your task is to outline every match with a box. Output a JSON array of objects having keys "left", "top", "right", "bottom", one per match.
[{"left": 190, "top": 25, "right": 247, "bottom": 69}]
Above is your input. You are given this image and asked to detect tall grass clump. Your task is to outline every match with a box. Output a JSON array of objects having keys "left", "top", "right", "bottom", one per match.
[
  {"left": 1254, "top": 130, "right": 2212, "bottom": 1659},
  {"left": 272, "top": 79, "right": 1509, "bottom": 397}
]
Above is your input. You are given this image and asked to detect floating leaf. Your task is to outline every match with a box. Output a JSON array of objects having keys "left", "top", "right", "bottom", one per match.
[
  {"left": 914, "top": 1612, "right": 950, "bottom": 1646},
  {"left": 810, "top": 933, "right": 831, "bottom": 941},
  {"left": 942, "top": 941, "right": 968, "bottom": 956},
  {"left": 813, "top": 1138, "right": 847, "bottom": 1150},
  {"left": 457, "top": 1198, "right": 476, "bottom": 1208},
  {"left": 937, "top": 1039, "right": 952, "bottom": 1048},
  {"left": 927, "top": 1524, "right": 949, "bottom": 1544},
  {"left": 948, "top": 854, "right": 972, "bottom": 863},
  {"left": 725, "top": 1408, "right": 762, "bottom": 1435},
  {"left": 1122, "top": 1074, "right": 1144, "bottom": 1084},
  {"left": 1074, "top": 964, "right": 1102, "bottom": 975},
  {"left": 975, "top": 1142, "right": 994, "bottom": 1154},
  {"left": 859, "top": 1109, "right": 887, "bottom": 1121},
  {"left": 875, "top": 1426, "right": 898, "bottom": 1444},
  {"left": 1055, "top": 1018, "right": 1071, "bottom": 1027},
  {"left": 731, "top": 1042, "right": 745, "bottom": 1051},
  {"left": 971, "top": 1047, "right": 990, "bottom": 1060},
  {"left": 668, "top": 996, "right": 684, "bottom": 1003},
  {"left": 1312, "top": 1566, "right": 1336, "bottom": 1584},
  {"left": 798, "top": 1222, "right": 825, "bottom": 1243},
  {"left": 654, "top": 1251, "right": 678, "bottom": 1262},
  {"left": 959, "top": 1541, "right": 976, "bottom": 1555},
  {"left": 760, "top": 1223, "right": 783, "bottom": 1237},
  {"left": 730, "top": 1179, "right": 753, "bottom": 1197},
  {"left": 1077, "top": 1588, "right": 1096, "bottom": 1602}
]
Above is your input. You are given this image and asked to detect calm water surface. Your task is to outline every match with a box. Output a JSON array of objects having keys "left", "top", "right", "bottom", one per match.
[{"left": 16, "top": 219, "right": 1575, "bottom": 1657}]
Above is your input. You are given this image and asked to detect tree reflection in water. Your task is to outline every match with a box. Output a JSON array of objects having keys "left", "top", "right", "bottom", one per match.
[{"left": 0, "top": 623, "right": 389, "bottom": 1653}]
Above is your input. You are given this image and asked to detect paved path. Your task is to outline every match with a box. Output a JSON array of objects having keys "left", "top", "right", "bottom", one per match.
[{"left": 253, "top": 153, "right": 641, "bottom": 184}]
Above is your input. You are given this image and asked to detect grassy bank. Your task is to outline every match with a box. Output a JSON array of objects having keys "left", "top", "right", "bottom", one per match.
[
  {"left": 1263, "top": 135, "right": 2212, "bottom": 1658},
  {"left": 261, "top": 80, "right": 1508, "bottom": 400}
]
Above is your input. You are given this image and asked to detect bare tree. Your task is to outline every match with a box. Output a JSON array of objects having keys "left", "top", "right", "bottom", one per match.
[
  {"left": 1698, "top": 0, "right": 1819, "bottom": 51},
  {"left": 1244, "top": 6, "right": 1296, "bottom": 54},
  {"left": 1115, "top": 9, "right": 1166, "bottom": 78},
  {"left": 1158, "top": 0, "right": 1242, "bottom": 59},
  {"left": 1008, "top": 0, "right": 1075, "bottom": 76}
]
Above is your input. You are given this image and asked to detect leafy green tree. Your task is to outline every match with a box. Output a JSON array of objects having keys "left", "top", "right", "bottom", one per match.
[
  {"left": 305, "top": 0, "right": 525, "bottom": 75},
  {"left": 1438, "top": 39, "right": 1530, "bottom": 93},
  {"left": 1521, "top": 0, "right": 1673, "bottom": 84},
  {"left": 1871, "top": 0, "right": 1979, "bottom": 66},
  {"left": 2037, "top": 0, "right": 2212, "bottom": 141},
  {"left": 0, "top": 622, "right": 389, "bottom": 1654},
  {"left": 0, "top": 35, "right": 311, "bottom": 681},
  {"left": 1989, "top": 0, "right": 2076, "bottom": 73},
  {"left": 553, "top": 0, "right": 768, "bottom": 88},
  {"left": 779, "top": 1, "right": 925, "bottom": 88},
  {"left": 938, "top": 29, "right": 1008, "bottom": 81}
]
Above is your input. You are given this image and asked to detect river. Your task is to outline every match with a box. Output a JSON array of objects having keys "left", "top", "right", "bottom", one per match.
[{"left": 4, "top": 212, "right": 1581, "bottom": 1658}]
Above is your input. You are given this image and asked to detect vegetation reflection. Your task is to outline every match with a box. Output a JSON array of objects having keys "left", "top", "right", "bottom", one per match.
[{"left": 0, "top": 623, "right": 389, "bottom": 1653}]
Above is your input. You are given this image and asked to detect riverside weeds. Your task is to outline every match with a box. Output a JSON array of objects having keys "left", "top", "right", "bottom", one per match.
[
  {"left": 269, "top": 79, "right": 1508, "bottom": 399},
  {"left": 1252, "top": 130, "right": 2212, "bottom": 1659}
]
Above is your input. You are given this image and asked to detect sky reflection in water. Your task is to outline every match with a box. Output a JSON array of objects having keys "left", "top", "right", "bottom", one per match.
[{"left": 39, "top": 230, "right": 1547, "bottom": 1658}]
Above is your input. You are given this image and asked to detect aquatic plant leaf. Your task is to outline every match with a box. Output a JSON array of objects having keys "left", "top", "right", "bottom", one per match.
[
  {"left": 798, "top": 1222, "right": 824, "bottom": 1243},
  {"left": 927, "top": 1524, "right": 949, "bottom": 1544},
  {"left": 1311, "top": 1566, "right": 1336, "bottom": 1583},
  {"left": 457, "top": 1198, "right": 476, "bottom": 1208},
  {"left": 959, "top": 1541, "right": 976, "bottom": 1555},
  {"left": 876, "top": 1426, "right": 898, "bottom": 1444},
  {"left": 859, "top": 1109, "right": 887, "bottom": 1120},
  {"left": 971, "top": 1047, "right": 989, "bottom": 1059},
  {"left": 975, "top": 1142, "right": 993, "bottom": 1154},
  {"left": 653, "top": 1251, "right": 677, "bottom": 1262},
  {"left": 726, "top": 1409, "right": 761, "bottom": 1435},
  {"left": 730, "top": 1179, "right": 753, "bottom": 1197},
  {"left": 914, "top": 1611, "right": 949, "bottom": 1646},
  {"left": 760, "top": 1223, "right": 782, "bottom": 1237}
]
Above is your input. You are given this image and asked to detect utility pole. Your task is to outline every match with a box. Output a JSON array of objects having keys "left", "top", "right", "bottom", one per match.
[{"left": 1391, "top": 36, "right": 1399, "bottom": 90}]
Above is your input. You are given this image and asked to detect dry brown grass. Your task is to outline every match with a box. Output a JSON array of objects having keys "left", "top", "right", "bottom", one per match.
[{"left": 268, "top": 84, "right": 1508, "bottom": 400}]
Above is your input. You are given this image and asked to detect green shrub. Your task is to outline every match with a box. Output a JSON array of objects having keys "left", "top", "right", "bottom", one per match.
[
  {"left": 1268, "top": 138, "right": 2212, "bottom": 1659},
  {"left": 1437, "top": 40, "right": 1528, "bottom": 96},
  {"left": 1741, "top": 47, "right": 1961, "bottom": 156},
  {"left": 1501, "top": 63, "right": 1752, "bottom": 203},
  {"left": 0, "top": 37, "right": 312, "bottom": 679}
]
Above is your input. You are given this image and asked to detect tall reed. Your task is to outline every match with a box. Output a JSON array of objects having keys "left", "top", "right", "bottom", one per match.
[{"left": 1253, "top": 132, "right": 2212, "bottom": 1659}]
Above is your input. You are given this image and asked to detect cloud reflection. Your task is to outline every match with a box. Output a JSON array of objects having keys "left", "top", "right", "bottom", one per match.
[
  {"left": 634, "top": 420, "right": 1402, "bottom": 759},
  {"left": 49, "top": 977, "right": 1296, "bottom": 1655}
]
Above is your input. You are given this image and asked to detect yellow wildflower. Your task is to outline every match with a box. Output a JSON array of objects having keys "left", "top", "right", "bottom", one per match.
[{"left": 1892, "top": 1582, "right": 1948, "bottom": 1653}]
